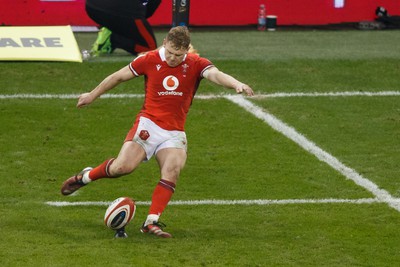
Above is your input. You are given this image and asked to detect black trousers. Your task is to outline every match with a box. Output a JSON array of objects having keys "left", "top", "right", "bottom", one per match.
[{"left": 86, "top": 0, "right": 161, "bottom": 55}]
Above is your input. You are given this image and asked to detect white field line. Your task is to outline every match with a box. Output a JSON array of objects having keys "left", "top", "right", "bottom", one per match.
[
  {"left": 45, "top": 198, "right": 388, "bottom": 207},
  {"left": 0, "top": 93, "right": 219, "bottom": 100},
  {"left": 252, "top": 91, "right": 400, "bottom": 98},
  {"left": 225, "top": 95, "right": 400, "bottom": 212},
  {"left": 1, "top": 91, "right": 400, "bottom": 100}
]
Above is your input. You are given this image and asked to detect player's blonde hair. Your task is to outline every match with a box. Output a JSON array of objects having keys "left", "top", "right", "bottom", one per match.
[{"left": 166, "top": 26, "right": 191, "bottom": 50}]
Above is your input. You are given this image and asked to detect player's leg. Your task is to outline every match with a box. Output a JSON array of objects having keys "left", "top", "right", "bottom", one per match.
[
  {"left": 85, "top": 5, "right": 115, "bottom": 55},
  {"left": 141, "top": 147, "right": 187, "bottom": 238},
  {"left": 92, "top": 141, "right": 147, "bottom": 178},
  {"left": 86, "top": 3, "right": 157, "bottom": 55},
  {"left": 151, "top": 147, "right": 187, "bottom": 214},
  {"left": 61, "top": 141, "right": 146, "bottom": 195},
  {"left": 110, "top": 18, "right": 157, "bottom": 55}
]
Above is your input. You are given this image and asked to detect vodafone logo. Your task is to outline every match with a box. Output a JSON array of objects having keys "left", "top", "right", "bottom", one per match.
[
  {"left": 158, "top": 75, "right": 183, "bottom": 96},
  {"left": 162, "top": 75, "right": 179, "bottom": 91}
]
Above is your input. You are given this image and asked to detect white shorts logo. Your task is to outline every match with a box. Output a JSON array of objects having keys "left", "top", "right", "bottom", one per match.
[{"left": 162, "top": 75, "right": 179, "bottom": 91}]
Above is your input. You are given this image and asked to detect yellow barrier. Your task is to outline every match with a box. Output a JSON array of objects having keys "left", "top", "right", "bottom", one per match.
[{"left": 0, "top": 26, "right": 82, "bottom": 62}]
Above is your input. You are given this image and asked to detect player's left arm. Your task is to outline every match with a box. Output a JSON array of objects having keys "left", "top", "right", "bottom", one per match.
[{"left": 203, "top": 66, "right": 254, "bottom": 96}]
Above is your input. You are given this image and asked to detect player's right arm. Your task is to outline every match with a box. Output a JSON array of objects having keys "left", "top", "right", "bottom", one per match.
[{"left": 77, "top": 65, "right": 135, "bottom": 108}]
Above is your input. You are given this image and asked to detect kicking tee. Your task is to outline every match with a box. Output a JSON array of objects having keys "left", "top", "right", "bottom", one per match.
[{"left": 129, "top": 47, "right": 214, "bottom": 131}]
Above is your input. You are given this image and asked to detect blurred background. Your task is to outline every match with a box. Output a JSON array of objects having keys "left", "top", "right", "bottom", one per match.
[{"left": 2, "top": 0, "right": 399, "bottom": 28}]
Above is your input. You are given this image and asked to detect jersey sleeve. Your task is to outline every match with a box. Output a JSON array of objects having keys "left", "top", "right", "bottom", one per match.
[
  {"left": 129, "top": 54, "right": 147, "bottom": 77},
  {"left": 197, "top": 56, "right": 214, "bottom": 78}
]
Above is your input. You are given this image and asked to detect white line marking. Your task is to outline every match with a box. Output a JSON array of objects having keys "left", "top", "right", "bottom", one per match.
[
  {"left": 45, "top": 198, "right": 385, "bottom": 207},
  {"left": 0, "top": 94, "right": 78, "bottom": 99},
  {"left": 0, "top": 94, "right": 219, "bottom": 100},
  {"left": 225, "top": 95, "right": 400, "bottom": 212},
  {"left": 252, "top": 91, "right": 400, "bottom": 98},
  {"left": 1, "top": 91, "right": 400, "bottom": 100}
]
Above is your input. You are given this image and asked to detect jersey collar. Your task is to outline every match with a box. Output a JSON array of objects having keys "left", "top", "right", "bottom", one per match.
[
  {"left": 159, "top": 47, "right": 167, "bottom": 61},
  {"left": 159, "top": 47, "right": 187, "bottom": 62}
]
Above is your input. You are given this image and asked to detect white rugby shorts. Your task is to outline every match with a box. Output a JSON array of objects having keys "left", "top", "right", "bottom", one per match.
[{"left": 125, "top": 116, "right": 187, "bottom": 161}]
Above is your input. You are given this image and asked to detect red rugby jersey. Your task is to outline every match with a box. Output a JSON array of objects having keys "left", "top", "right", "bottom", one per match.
[{"left": 129, "top": 47, "right": 214, "bottom": 131}]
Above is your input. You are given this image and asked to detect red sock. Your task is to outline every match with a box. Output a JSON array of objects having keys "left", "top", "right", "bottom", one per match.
[
  {"left": 88, "top": 158, "right": 115, "bottom": 181},
  {"left": 148, "top": 179, "right": 176, "bottom": 216}
]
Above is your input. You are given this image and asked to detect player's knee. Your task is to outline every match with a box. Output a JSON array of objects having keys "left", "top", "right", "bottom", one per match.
[
  {"left": 110, "top": 162, "right": 135, "bottom": 176},
  {"left": 162, "top": 165, "right": 182, "bottom": 183}
]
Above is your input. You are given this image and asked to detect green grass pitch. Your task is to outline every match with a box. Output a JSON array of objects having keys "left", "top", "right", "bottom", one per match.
[{"left": 1, "top": 29, "right": 400, "bottom": 266}]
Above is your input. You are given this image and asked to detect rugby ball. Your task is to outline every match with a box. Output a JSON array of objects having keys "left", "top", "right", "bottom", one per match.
[{"left": 104, "top": 197, "right": 136, "bottom": 230}]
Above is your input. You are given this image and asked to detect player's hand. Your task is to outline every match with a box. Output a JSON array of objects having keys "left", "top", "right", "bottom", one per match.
[
  {"left": 77, "top": 93, "right": 95, "bottom": 108},
  {"left": 236, "top": 83, "right": 254, "bottom": 96}
]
